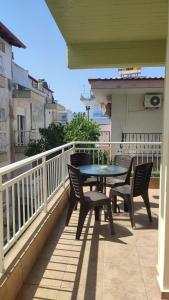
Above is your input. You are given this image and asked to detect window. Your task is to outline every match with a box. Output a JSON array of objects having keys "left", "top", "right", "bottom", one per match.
[
  {"left": 0, "top": 108, "right": 5, "bottom": 122},
  {"left": 0, "top": 41, "right": 5, "bottom": 53},
  {"left": 0, "top": 55, "right": 4, "bottom": 74}
]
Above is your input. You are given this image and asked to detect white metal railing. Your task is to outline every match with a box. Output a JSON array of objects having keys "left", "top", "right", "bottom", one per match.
[
  {"left": 74, "top": 141, "right": 161, "bottom": 176},
  {"left": 0, "top": 140, "right": 161, "bottom": 273},
  {"left": 122, "top": 132, "right": 162, "bottom": 144},
  {"left": 0, "top": 142, "right": 74, "bottom": 272}
]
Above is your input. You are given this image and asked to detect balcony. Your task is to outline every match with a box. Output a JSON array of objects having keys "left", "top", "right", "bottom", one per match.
[
  {"left": 13, "top": 89, "right": 45, "bottom": 102},
  {"left": 15, "top": 130, "right": 39, "bottom": 147},
  {"left": 16, "top": 189, "right": 160, "bottom": 300},
  {"left": 0, "top": 141, "right": 161, "bottom": 300}
]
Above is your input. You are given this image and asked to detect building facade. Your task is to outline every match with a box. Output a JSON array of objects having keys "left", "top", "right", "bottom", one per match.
[
  {"left": 0, "top": 21, "right": 72, "bottom": 165},
  {"left": 89, "top": 77, "right": 164, "bottom": 143},
  {"left": 0, "top": 22, "right": 25, "bottom": 166}
]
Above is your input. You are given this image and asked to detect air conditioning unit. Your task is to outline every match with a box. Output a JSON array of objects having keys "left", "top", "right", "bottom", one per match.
[{"left": 144, "top": 94, "right": 162, "bottom": 108}]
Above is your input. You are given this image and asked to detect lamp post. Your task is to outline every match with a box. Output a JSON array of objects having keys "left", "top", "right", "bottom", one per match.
[
  {"left": 85, "top": 105, "right": 90, "bottom": 120},
  {"left": 80, "top": 92, "right": 95, "bottom": 121}
]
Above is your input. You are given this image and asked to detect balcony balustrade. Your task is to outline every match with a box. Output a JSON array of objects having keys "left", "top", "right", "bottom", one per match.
[
  {"left": 122, "top": 132, "right": 162, "bottom": 144},
  {"left": 15, "top": 130, "right": 39, "bottom": 147},
  {"left": 0, "top": 140, "right": 161, "bottom": 300}
]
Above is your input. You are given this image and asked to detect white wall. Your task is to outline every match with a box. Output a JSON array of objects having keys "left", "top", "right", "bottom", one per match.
[
  {"left": 111, "top": 93, "right": 163, "bottom": 142},
  {"left": 12, "top": 62, "right": 31, "bottom": 89},
  {"left": 14, "top": 96, "right": 45, "bottom": 140}
]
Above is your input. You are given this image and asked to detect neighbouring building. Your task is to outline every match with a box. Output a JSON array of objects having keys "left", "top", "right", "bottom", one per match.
[
  {"left": 12, "top": 64, "right": 47, "bottom": 151},
  {"left": 81, "top": 95, "right": 111, "bottom": 142},
  {"left": 88, "top": 77, "right": 164, "bottom": 143},
  {"left": 45, "top": 103, "right": 73, "bottom": 126},
  {"left": 0, "top": 21, "right": 72, "bottom": 165},
  {"left": 12, "top": 65, "right": 72, "bottom": 159},
  {"left": 0, "top": 21, "right": 26, "bottom": 166}
]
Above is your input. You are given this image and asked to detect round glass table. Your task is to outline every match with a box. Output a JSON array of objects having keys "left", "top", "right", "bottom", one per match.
[{"left": 79, "top": 164, "right": 127, "bottom": 178}]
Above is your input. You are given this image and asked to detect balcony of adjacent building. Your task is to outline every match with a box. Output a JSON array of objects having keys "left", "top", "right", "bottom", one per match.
[
  {"left": 13, "top": 89, "right": 45, "bottom": 102},
  {"left": 0, "top": 140, "right": 161, "bottom": 300},
  {"left": 14, "top": 130, "right": 38, "bottom": 148}
]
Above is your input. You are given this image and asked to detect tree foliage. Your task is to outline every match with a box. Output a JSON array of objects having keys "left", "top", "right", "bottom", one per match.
[
  {"left": 25, "top": 123, "right": 65, "bottom": 156},
  {"left": 64, "top": 113, "right": 100, "bottom": 142},
  {"left": 25, "top": 114, "right": 100, "bottom": 157}
]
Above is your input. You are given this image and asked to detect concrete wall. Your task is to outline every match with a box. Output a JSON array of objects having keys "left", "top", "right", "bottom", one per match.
[
  {"left": 0, "top": 38, "right": 12, "bottom": 165},
  {"left": 111, "top": 93, "right": 163, "bottom": 142},
  {"left": 0, "top": 38, "right": 12, "bottom": 79}
]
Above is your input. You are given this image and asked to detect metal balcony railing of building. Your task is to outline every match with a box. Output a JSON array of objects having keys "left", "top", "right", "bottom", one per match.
[
  {"left": 122, "top": 132, "right": 162, "bottom": 144},
  {"left": 15, "top": 130, "right": 39, "bottom": 146}
]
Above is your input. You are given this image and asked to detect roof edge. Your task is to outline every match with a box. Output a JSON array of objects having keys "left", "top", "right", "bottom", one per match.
[
  {"left": 88, "top": 77, "right": 164, "bottom": 83},
  {"left": 0, "top": 21, "right": 26, "bottom": 48}
]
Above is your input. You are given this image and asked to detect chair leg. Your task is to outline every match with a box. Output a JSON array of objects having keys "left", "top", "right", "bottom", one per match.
[
  {"left": 74, "top": 203, "right": 78, "bottom": 210},
  {"left": 76, "top": 206, "right": 89, "bottom": 240},
  {"left": 65, "top": 199, "right": 78, "bottom": 226},
  {"left": 127, "top": 195, "right": 135, "bottom": 228},
  {"left": 124, "top": 198, "right": 129, "bottom": 212},
  {"left": 107, "top": 202, "right": 115, "bottom": 235},
  {"left": 142, "top": 193, "right": 152, "bottom": 222},
  {"left": 90, "top": 185, "right": 92, "bottom": 191},
  {"left": 112, "top": 195, "right": 117, "bottom": 213}
]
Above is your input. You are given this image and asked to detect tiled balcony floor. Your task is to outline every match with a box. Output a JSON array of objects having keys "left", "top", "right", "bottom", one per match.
[{"left": 16, "top": 189, "right": 160, "bottom": 300}]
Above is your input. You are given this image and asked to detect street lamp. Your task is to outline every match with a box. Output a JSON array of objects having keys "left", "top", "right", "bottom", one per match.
[
  {"left": 85, "top": 105, "right": 90, "bottom": 120},
  {"left": 80, "top": 92, "right": 95, "bottom": 121}
]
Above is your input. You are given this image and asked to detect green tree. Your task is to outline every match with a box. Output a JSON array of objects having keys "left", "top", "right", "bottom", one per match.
[
  {"left": 64, "top": 113, "right": 100, "bottom": 142},
  {"left": 25, "top": 123, "right": 65, "bottom": 156}
]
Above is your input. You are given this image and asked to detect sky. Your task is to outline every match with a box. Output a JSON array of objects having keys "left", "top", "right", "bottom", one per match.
[{"left": 0, "top": 0, "right": 165, "bottom": 113}]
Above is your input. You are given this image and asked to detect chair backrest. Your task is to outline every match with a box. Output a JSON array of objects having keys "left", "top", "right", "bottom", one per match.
[
  {"left": 70, "top": 152, "right": 91, "bottom": 167},
  {"left": 132, "top": 162, "right": 153, "bottom": 197},
  {"left": 114, "top": 155, "right": 134, "bottom": 184},
  {"left": 68, "top": 164, "right": 84, "bottom": 202}
]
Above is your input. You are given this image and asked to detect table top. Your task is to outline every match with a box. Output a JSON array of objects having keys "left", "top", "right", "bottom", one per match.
[{"left": 79, "top": 164, "right": 128, "bottom": 177}]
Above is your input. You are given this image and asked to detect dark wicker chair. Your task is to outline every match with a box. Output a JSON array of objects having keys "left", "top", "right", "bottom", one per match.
[
  {"left": 66, "top": 164, "right": 114, "bottom": 239},
  {"left": 70, "top": 152, "right": 97, "bottom": 191},
  {"left": 110, "top": 162, "right": 153, "bottom": 228},
  {"left": 106, "top": 155, "right": 134, "bottom": 187},
  {"left": 106, "top": 155, "right": 134, "bottom": 212}
]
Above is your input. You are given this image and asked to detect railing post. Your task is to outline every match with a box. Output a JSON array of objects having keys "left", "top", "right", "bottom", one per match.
[
  {"left": 0, "top": 174, "right": 4, "bottom": 273},
  {"left": 73, "top": 142, "right": 76, "bottom": 153},
  {"left": 42, "top": 156, "right": 47, "bottom": 213},
  {"left": 62, "top": 148, "right": 65, "bottom": 188}
]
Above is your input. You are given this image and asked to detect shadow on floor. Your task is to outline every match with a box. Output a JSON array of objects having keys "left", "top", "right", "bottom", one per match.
[{"left": 16, "top": 194, "right": 159, "bottom": 300}]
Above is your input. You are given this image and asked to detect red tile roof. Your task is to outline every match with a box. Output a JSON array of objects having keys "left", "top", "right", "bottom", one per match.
[{"left": 0, "top": 21, "right": 26, "bottom": 48}]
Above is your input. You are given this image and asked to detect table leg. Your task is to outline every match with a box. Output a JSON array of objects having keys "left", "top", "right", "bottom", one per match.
[{"left": 103, "top": 176, "right": 106, "bottom": 194}]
